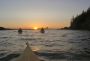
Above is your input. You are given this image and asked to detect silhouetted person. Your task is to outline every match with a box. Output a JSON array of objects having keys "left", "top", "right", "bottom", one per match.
[
  {"left": 40, "top": 28, "right": 45, "bottom": 33},
  {"left": 18, "top": 28, "right": 23, "bottom": 34}
]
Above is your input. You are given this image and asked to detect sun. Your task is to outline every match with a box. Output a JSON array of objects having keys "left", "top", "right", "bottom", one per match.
[{"left": 33, "top": 27, "right": 38, "bottom": 30}]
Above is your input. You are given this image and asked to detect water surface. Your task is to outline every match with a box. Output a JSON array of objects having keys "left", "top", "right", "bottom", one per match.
[{"left": 0, "top": 30, "right": 90, "bottom": 61}]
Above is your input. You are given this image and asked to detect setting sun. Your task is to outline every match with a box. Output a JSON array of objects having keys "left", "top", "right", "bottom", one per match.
[{"left": 33, "top": 27, "right": 38, "bottom": 30}]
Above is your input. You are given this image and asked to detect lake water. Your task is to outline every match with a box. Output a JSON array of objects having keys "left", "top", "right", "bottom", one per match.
[{"left": 0, "top": 30, "right": 90, "bottom": 61}]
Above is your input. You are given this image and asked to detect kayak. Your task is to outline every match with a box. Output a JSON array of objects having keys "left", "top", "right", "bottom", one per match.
[{"left": 14, "top": 42, "right": 41, "bottom": 61}]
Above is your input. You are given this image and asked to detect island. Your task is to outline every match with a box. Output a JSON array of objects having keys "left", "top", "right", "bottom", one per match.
[
  {"left": 0, "top": 27, "right": 12, "bottom": 30},
  {"left": 70, "top": 7, "right": 90, "bottom": 30}
]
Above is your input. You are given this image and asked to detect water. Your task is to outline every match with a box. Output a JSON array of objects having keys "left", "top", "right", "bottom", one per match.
[{"left": 0, "top": 30, "right": 90, "bottom": 61}]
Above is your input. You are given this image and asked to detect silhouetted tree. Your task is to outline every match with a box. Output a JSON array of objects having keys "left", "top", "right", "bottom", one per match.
[{"left": 70, "top": 7, "right": 90, "bottom": 30}]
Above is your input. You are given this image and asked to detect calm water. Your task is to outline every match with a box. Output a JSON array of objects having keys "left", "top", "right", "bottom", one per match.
[{"left": 0, "top": 30, "right": 90, "bottom": 61}]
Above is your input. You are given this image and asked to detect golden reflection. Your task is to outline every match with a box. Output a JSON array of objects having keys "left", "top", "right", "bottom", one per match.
[{"left": 31, "top": 46, "right": 41, "bottom": 51}]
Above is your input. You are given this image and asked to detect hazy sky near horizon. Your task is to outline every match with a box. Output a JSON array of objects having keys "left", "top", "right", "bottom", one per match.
[{"left": 0, "top": 0, "right": 90, "bottom": 28}]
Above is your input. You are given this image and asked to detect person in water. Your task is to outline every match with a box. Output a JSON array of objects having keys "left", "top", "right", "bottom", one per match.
[
  {"left": 40, "top": 28, "right": 45, "bottom": 33},
  {"left": 18, "top": 28, "right": 23, "bottom": 34}
]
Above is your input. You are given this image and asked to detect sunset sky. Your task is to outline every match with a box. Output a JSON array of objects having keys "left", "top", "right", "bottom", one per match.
[{"left": 0, "top": 0, "right": 90, "bottom": 29}]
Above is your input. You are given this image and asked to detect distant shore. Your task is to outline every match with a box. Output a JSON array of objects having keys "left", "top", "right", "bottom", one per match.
[{"left": 0, "top": 27, "right": 59, "bottom": 30}]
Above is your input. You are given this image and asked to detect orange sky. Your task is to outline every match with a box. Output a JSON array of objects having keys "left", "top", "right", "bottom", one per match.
[{"left": 0, "top": 19, "right": 70, "bottom": 29}]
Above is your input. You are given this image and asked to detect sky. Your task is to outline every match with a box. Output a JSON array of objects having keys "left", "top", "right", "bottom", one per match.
[{"left": 0, "top": 0, "right": 90, "bottom": 29}]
